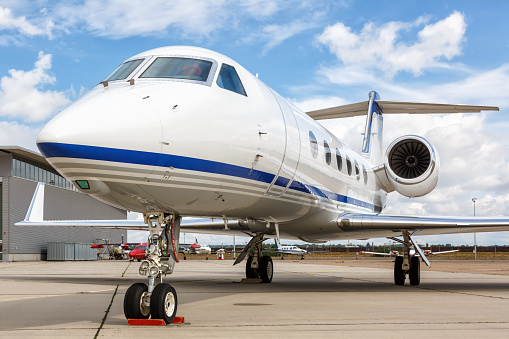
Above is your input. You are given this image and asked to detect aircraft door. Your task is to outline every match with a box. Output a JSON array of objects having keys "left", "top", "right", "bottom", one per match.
[{"left": 265, "top": 93, "right": 301, "bottom": 197}]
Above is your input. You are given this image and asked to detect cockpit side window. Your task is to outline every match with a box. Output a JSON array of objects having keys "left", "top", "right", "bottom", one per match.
[
  {"left": 216, "top": 64, "right": 247, "bottom": 96},
  {"left": 104, "top": 59, "right": 144, "bottom": 81},
  {"left": 139, "top": 57, "right": 212, "bottom": 82}
]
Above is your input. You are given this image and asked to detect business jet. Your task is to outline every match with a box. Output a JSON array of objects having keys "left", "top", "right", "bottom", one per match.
[{"left": 18, "top": 45, "right": 509, "bottom": 324}]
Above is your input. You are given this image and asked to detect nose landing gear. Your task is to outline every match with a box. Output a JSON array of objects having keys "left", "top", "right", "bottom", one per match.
[{"left": 124, "top": 213, "right": 180, "bottom": 324}]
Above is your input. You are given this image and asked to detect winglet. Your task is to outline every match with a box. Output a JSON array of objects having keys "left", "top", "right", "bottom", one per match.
[{"left": 24, "top": 182, "right": 45, "bottom": 222}]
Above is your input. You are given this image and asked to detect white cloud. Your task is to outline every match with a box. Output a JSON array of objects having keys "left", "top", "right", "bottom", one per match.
[
  {"left": 0, "top": 6, "right": 54, "bottom": 39},
  {"left": 0, "top": 51, "right": 70, "bottom": 123},
  {"left": 54, "top": 0, "right": 289, "bottom": 39},
  {"left": 0, "top": 120, "right": 39, "bottom": 150},
  {"left": 290, "top": 96, "right": 349, "bottom": 112},
  {"left": 316, "top": 12, "right": 466, "bottom": 81},
  {"left": 244, "top": 12, "right": 325, "bottom": 54},
  {"left": 240, "top": 0, "right": 281, "bottom": 18}
]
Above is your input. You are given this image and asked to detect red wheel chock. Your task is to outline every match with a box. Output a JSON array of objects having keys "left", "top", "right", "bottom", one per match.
[{"left": 128, "top": 316, "right": 185, "bottom": 326}]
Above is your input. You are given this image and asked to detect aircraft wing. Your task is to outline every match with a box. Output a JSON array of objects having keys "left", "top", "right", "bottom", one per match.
[
  {"left": 338, "top": 213, "right": 509, "bottom": 238},
  {"left": 306, "top": 101, "right": 499, "bottom": 120},
  {"left": 360, "top": 251, "right": 394, "bottom": 256},
  {"left": 429, "top": 249, "right": 460, "bottom": 255}
]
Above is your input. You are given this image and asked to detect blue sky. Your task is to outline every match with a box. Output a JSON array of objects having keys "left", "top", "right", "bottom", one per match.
[{"left": 2, "top": 1, "right": 509, "bottom": 247}]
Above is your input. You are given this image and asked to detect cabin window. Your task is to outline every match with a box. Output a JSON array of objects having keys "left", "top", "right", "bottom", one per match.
[
  {"left": 346, "top": 156, "right": 352, "bottom": 175},
  {"left": 324, "top": 141, "right": 331, "bottom": 165},
  {"left": 309, "top": 132, "right": 318, "bottom": 158},
  {"left": 362, "top": 165, "right": 368, "bottom": 184},
  {"left": 336, "top": 149, "right": 342, "bottom": 171},
  {"left": 104, "top": 59, "right": 144, "bottom": 81},
  {"left": 217, "top": 64, "right": 247, "bottom": 96},
  {"left": 140, "top": 57, "right": 212, "bottom": 82},
  {"left": 354, "top": 160, "right": 360, "bottom": 181}
]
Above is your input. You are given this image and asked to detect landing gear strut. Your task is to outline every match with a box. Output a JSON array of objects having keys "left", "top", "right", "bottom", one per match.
[
  {"left": 390, "top": 231, "right": 429, "bottom": 286},
  {"left": 235, "top": 233, "right": 273, "bottom": 283},
  {"left": 123, "top": 213, "right": 180, "bottom": 324}
]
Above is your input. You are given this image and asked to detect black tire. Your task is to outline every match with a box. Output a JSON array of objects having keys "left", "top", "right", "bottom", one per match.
[
  {"left": 124, "top": 283, "right": 150, "bottom": 319},
  {"left": 409, "top": 256, "right": 420, "bottom": 286},
  {"left": 150, "top": 283, "right": 178, "bottom": 324},
  {"left": 394, "top": 256, "right": 405, "bottom": 285},
  {"left": 137, "top": 259, "right": 141, "bottom": 262},
  {"left": 259, "top": 256, "right": 273, "bottom": 283},
  {"left": 246, "top": 256, "right": 258, "bottom": 279}
]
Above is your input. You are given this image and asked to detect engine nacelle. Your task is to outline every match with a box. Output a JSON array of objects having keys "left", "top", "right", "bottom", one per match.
[{"left": 385, "top": 135, "right": 439, "bottom": 197}]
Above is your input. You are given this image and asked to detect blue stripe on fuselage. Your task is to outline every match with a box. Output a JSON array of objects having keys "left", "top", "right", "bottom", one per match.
[{"left": 37, "top": 142, "right": 381, "bottom": 212}]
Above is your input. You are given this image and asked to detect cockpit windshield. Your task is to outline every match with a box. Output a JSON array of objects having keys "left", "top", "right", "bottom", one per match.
[
  {"left": 139, "top": 57, "right": 212, "bottom": 82},
  {"left": 104, "top": 59, "right": 144, "bottom": 81}
]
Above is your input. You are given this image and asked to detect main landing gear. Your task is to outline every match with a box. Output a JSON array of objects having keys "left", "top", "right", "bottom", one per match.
[
  {"left": 123, "top": 213, "right": 180, "bottom": 324},
  {"left": 391, "top": 231, "right": 430, "bottom": 286},
  {"left": 235, "top": 233, "right": 274, "bottom": 283}
]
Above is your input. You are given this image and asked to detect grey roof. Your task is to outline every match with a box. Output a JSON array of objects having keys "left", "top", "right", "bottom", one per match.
[{"left": 0, "top": 146, "right": 50, "bottom": 166}]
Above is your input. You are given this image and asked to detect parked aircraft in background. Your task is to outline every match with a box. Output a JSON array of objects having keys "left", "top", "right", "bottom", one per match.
[
  {"left": 129, "top": 243, "right": 148, "bottom": 261},
  {"left": 182, "top": 238, "right": 212, "bottom": 255},
  {"left": 271, "top": 239, "right": 307, "bottom": 259},
  {"left": 91, "top": 242, "right": 139, "bottom": 259},
  {"left": 19, "top": 46, "right": 509, "bottom": 324}
]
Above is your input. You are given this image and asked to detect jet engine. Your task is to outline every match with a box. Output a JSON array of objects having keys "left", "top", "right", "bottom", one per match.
[{"left": 384, "top": 135, "right": 439, "bottom": 197}]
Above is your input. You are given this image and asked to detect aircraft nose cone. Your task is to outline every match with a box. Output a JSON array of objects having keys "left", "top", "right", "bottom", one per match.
[{"left": 37, "top": 90, "right": 162, "bottom": 157}]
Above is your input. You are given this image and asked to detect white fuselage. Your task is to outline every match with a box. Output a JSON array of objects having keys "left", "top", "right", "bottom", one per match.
[
  {"left": 37, "top": 46, "right": 387, "bottom": 243},
  {"left": 278, "top": 245, "right": 307, "bottom": 256}
]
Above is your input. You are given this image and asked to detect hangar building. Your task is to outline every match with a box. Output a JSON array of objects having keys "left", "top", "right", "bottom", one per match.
[{"left": 0, "top": 146, "right": 127, "bottom": 261}]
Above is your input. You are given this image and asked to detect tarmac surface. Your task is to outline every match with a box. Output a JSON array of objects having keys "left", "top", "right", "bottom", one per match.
[{"left": 1, "top": 258, "right": 509, "bottom": 338}]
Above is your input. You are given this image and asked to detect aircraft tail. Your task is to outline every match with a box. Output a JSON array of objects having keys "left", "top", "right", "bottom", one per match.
[{"left": 274, "top": 238, "right": 281, "bottom": 250}]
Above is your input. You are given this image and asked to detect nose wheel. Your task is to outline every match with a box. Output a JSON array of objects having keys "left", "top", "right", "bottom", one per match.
[
  {"left": 150, "top": 283, "right": 178, "bottom": 323},
  {"left": 124, "top": 213, "right": 180, "bottom": 324},
  {"left": 124, "top": 283, "right": 150, "bottom": 319}
]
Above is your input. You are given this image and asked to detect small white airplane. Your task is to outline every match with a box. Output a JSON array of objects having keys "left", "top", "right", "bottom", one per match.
[
  {"left": 272, "top": 239, "right": 307, "bottom": 259},
  {"left": 17, "top": 45, "right": 509, "bottom": 323}
]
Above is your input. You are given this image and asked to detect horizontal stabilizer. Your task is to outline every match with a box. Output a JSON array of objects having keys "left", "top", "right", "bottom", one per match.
[{"left": 306, "top": 101, "right": 499, "bottom": 120}]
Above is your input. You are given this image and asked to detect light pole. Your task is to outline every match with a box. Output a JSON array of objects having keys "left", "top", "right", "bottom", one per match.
[{"left": 472, "top": 198, "right": 477, "bottom": 260}]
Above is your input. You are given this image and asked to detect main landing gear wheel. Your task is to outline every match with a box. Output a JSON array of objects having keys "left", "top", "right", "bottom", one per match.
[
  {"left": 124, "top": 283, "right": 150, "bottom": 319},
  {"left": 409, "top": 256, "right": 420, "bottom": 286},
  {"left": 246, "top": 256, "right": 258, "bottom": 278},
  {"left": 394, "top": 256, "right": 405, "bottom": 285},
  {"left": 259, "top": 255, "right": 273, "bottom": 283},
  {"left": 150, "top": 283, "right": 178, "bottom": 324}
]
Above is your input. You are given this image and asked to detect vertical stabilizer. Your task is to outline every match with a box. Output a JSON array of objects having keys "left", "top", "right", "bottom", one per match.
[
  {"left": 361, "top": 91, "right": 384, "bottom": 165},
  {"left": 274, "top": 238, "right": 281, "bottom": 250},
  {"left": 24, "top": 182, "right": 45, "bottom": 222}
]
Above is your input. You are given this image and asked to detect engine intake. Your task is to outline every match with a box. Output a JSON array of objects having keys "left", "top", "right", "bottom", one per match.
[{"left": 385, "top": 135, "right": 439, "bottom": 197}]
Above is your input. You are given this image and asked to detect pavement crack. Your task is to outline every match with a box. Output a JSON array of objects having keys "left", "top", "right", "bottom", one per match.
[
  {"left": 121, "top": 262, "right": 131, "bottom": 277},
  {"left": 94, "top": 284, "right": 119, "bottom": 339}
]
